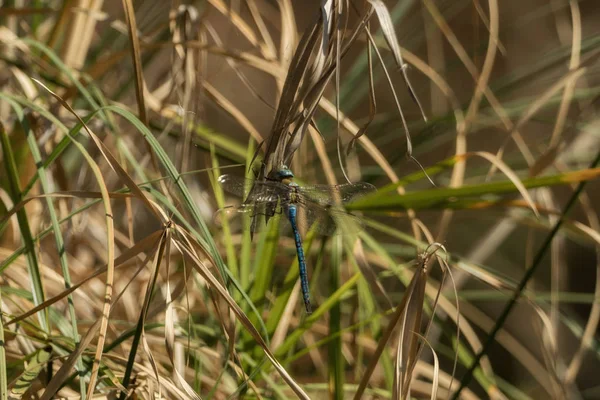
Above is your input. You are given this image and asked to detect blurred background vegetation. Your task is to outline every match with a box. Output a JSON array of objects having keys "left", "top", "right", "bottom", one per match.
[{"left": 1, "top": 0, "right": 600, "bottom": 399}]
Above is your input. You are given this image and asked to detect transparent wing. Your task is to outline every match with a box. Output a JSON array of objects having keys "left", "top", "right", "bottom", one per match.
[
  {"left": 217, "top": 202, "right": 284, "bottom": 232},
  {"left": 292, "top": 199, "right": 366, "bottom": 236},
  {"left": 297, "top": 182, "right": 376, "bottom": 206},
  {"left": 218, "top": 174, "right": 290, "bottom": 203}
]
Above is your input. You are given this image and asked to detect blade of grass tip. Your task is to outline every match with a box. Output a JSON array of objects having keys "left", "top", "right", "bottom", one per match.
[
  {"left": 0, "top": 122, "right": 49, "bottom": 333},
  {"left": 22, "top": 111, "right": 87, "bottom": 397},
  {"left": 0, "top": 287, "right": 6, "bottom": 400},
  {"left": 329, "top": 234, "right": 344, "bottom": 400},
  {"left": 451, "top": 147, "right": 600, "bottom": 399},
  {"left": 415, "top": 334, "right": 439, "bottom": 400}
]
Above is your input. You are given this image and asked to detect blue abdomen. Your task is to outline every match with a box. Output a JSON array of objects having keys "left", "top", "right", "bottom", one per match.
[{"left": 288, "top": 205, "right": 312, "bottom": 314}]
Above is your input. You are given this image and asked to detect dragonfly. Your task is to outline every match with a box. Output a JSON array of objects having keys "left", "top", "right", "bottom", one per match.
[{"left": 218, "top": 166, "right": 376, "bottom": 314}]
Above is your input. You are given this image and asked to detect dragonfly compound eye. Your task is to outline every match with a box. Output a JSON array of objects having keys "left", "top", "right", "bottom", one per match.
[{"left": 277, "top": 167, "right": 294, "bottom": 179}]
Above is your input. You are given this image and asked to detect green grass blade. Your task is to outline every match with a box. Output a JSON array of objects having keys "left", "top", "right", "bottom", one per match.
[
  {"left": 21, "top": 110, "right": 87, "bottom": 397},
  {"left": 0, "top": 287, "right": 6, "bottom": 400},
  {"left": 0, "top": 121, "right": 48, "bottom": 333},
  {"left": 329, "top": 235, "right": 344, "bottom": 400},
  {"left": 240, "top": 139, "right": 256, "bottom": 294},
  {"left": 8, "top": 346, "right": 52, "bottom": 399},
  {"left": 251, "top": 214, "right": 281, "bottom": 314},
  {"left": 210, "top": 143, "right": 239, "bottom": 280},
  {"left": 100, "top": 105, "right": 229, "bottom": 278},
  {"left": 22, "top": 39, "right": 106, "bottom": 119},
  {"left": 348, "top": 168, "right": 600, "bottom": 211},
  {"left": 275, "top": 272, "right": 362, "bottom": 358}
]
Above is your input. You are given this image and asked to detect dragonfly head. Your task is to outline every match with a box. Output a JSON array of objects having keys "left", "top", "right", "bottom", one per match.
[{"left": 275, "top": 165, "right": 294, "bottom": 181}]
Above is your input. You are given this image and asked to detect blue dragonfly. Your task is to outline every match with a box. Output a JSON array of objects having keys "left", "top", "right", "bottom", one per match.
[{"left": 218, "top": 166, "right": 376, "bottom": 314}]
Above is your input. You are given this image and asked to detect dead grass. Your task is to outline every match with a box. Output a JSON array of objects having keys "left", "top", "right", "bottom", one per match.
[{"left": 1, "top": 1, "right": 600, "bottom": 399}]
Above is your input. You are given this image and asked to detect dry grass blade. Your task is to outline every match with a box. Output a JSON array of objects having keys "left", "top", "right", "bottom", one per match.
[
  {"left": 563, "top": 177, "right": 600, "bottom": 383},
  {"left": 3, "top": 2, "right": 600, "bottom": 398},
  {"left": 402, "top": 246, "right": 449, "bottom": 400},
  {"left": 61, "top": 2, "right": 101, "bottom": 69},
  {"left": 548, "top": 0, "right": 582, "bottom": 149},
  {"left": 263, "top": 1, "right": 372, "bottom": 176},
  {"left": 395, "top": 266, "right": 427, "bottom": 400},
  {"left": 363, "top": 27, "right": 414, "bottom": 157},
  {"left": 247, "top": 0, "right": 277, "bottom": 59},
  {"left": 39, "top": 239, "right": 162, "bottom": 399},
  {"left": 260, "top": 21, "right": 321, "bottom": 176},
  {"left": 533, "top": 303, "right": 565, "bottom": 398},
  {"left": 207, "top": 0, "right": 268, "bottom": 56},
  {"left": 347, "top": 24, "right": 376, "bottom": 153},
  {"left": 203, "top": 21, "right": 275, "bottom": 110},
  {"left": 367, "top": 0, "right": 427, "bottom": 123},
  {"left": 514, "top": 68, "right": 586, "bottom": 134},
  {"left": 203, "top": 81, "right": 264, "bottom": 143},
  {"left": 416, "top": 334, "right": 440, "bottom": 400},
  {"left": 129, "top": 234, "right": 169, "bottom": 400},
  {"left": 6, "top": 230, "right": 162, "bottom": 327},
  {"left": 121, "top": 0, "right": 148, "bottom": 126},
  {"left": 354, "top": 268, "right": 422, "bottom": 399},
  {"left": 40, "top": 318, "right": 102, "bottom": 400},
  {"left": 163, "top": 233, "right": 202, "bottom": 400},
  {"left": 0, "top": 191, "right": 132, "bottom": 227}
]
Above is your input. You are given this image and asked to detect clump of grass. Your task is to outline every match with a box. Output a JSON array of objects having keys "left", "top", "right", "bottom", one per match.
[{"left": 1, "top": 1, "right": 600, "bottom": 399}]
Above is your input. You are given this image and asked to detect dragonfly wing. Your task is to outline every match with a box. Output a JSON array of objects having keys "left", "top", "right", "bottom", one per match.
[
  {"left": 219, "top": 202, "right": 283, "bottom": 232},
  {"left": 217, "top": 174, "right": 252, "bottom": 197},
  {"left": 218, "top": 174, "right": 289, "bottom": 203},
  {"left": 299, "top": 182, "right": 376, "bottom": 206},
  {"left": 293, "top": 200, "right": 365, "bottom": 236}
]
